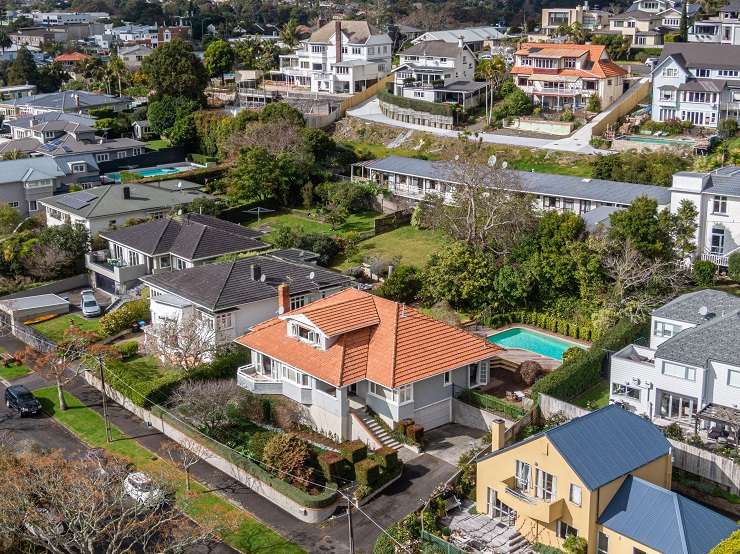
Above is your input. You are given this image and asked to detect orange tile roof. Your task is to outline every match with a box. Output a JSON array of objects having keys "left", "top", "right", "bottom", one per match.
[
  {"left": 236, "top": 288, "right": 501, "bottom": 388},
  {"left": 513, "top": 42, "right": 626, "bottom": 79},
  {"left": 54, "top": 52, "right": 91, "bottom": 62}
]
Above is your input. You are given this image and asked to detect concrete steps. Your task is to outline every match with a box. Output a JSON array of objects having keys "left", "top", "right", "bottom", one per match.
[{"left": 355, "top": 411, "right": 403, "bottom": 451}]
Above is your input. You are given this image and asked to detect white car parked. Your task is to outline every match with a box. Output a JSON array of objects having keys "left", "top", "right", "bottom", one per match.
[
  {"left": 123, "top": 472, "right": 165, "bottom": 506},
  {"left": 80, "top": 289, "right": 101, "bottom": 318}
]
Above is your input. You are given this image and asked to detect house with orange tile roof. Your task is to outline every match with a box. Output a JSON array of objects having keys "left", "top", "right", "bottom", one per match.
[
  {"left": 234, "top": 288, "right": 502, "bottom": 444},
  {"left": 54, "top": 52, "right": 91, "bottom": 69},
  {"left": 511, "top": 43, "right": 626, "bottom": 110}
]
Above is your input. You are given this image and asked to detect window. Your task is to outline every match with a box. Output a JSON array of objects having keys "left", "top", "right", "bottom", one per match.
[
  {"left": 335, "top": 66, "right": 349, "bottom": 75},
  {"left": 654, "top": 320, "right": 680, "bottom": 338},
  {"left": 569, "top": 484, "right": 582, "bottom": 506},
  {"left": 28, "top": 200, "right": 37, "bottom": 212},
  {"left": 127, "top": 250, "right": 140, "bottom": 266},
  {"left": 216, "top": 312, "right": 233, "bottom": 330},
  {"left": 728, "top": 369, "right": 740, "bottom": 388},
  {"left": 352, "top": 47, "right": 361, "bottom": 55},
  {"left": 414, "top": 91, "right": 424, "bottom": 98},
  {"left": 719, "top": 69, "right": 739, "bottom": 77},
  {"left": 713, "top": 195, "right": 728, "bottom": 214},
  {"left": 563, "top": 57, "right": 576, "bottom": 68},
  {"left": 711, "top": 226, "right": 725, "bottom": 254},
  {"left": 310, "top": 45, "right": 325, "bottom": 53},
  {"left": 7, "top": 201, "right": 18, "bottom": 208},
  {"left": 71, "top": 162, "right": 86, "bottom": 173},
  {"left": 535, "top": 469, "right": 556, "bottom": 501},
  {"left": 397, "top": 384, "right": 413, "bottom": 404},
  {"left": 159, "top": 256, "right": 170, "bottom": 268},
  {"left": 557, "top": 521, "right": 577, "bottom": 539},
  {"left": 95, "top": 153, "right": 110, "bottom": 162},
  {"left": 661, "top": 89, "right": 675, "bottom": 101},
  {"left": 663, "top": 68, "right": 678, "bottom": 77},
  {"left": 116, "top": 151, "right": 126, "bottom": 159},
  {"left": 369, "top": 382, "right": 413, "bottom": 404},
  {"left": 515, "top": 460, "right": 531, "bottom": 490},
  {"left": 633, "top": 549, "right": 647, "bottom": 554},
  {"left": 443, "top": 371, "right": 451, "bottom": 386},
  {"left": 663, "top": 361, "right": 696, "bottom": 381},
  {"left": 563, "top": 198, "right": 574, "bottom": 212},
  {"left": 597, "top": 532, "right": 609, "bottom": 554},
  {"left": 174, "top": 257, "right": 187, "bottom": 270},
  {"left": 612, "top": 383, "right": 641, "bottom": 400},
  {"left": 696, "top": 68, "right": 710, "bottom": 77},
  {"left": 292, "top": 323, "right": 319, "bottom": 344},
  {"left": 281, "top": 364, "right": 310, "bottom": 386},
  {"left": 290, "top": 295, "right": 307, "bottom": 310}
]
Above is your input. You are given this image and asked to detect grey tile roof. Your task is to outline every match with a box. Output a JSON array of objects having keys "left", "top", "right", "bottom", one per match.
[
  {"left": 652, "top": 289, "right": 740, "bottom": 324},
  {"left": 580, "top": 204, "right": 621, "bottom": 231},
  {"left": 703, "top": 168, "right": 740, "bottom": 197},
  {"left": 359, "top": 156, "right": 672, "bottom": 205},
  {"left": 656, "top": 309, "right": 740, "bottom": 367},
  {"left": 39, "top": 182, "right": 208, "bottom": 219},
  {"left": 611, "top": 10, "right": 661, "bottom": 20},
  {"left": 100, "top": 214, "right": 267, "bottom": 261},
  {"left": 598, "top": 476, "right": 737, "bottom": 554},
  {"left": 140, "top": 254, "right": 353, "bottom": 311},
  {"left": 0, "top": 157, "right": 66, "bottom": 184},
  {"left": 0, "top": 137, "right": 41, "bottom": 155},
  {"left": 269, "top": 248, "right": 321, "bottom": 264},
  {"left": 9, "top": 111, "right": 96, "bottom": 130},
  {"left": 0, "top": 90, "right": 132, "bottom": 110},
  {"left": 478, "top": 405, "right": 670, "bottom": 490},
  {"left": 720, "top": 0, "right": 740, "bottom": 12},
  {"left": 38, "top": 135, "right": 145, "bottom": 156},
  {"left": 401, "top": 40, "right": 464, "bottom": 58},
  {"left": 659, "top": 43, "right": 740, "bottom": 70},
  {"left": 415, "top": 26, "right": 506, "bottom": 43}
]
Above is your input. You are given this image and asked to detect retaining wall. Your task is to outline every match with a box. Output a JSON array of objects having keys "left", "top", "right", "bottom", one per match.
[
  {"left": 378, "top": 99, "right": 455, "bottom": 130},
  {"left": 0, "top": 274, "right": 89, "bottom": 300},
  {"left": 80, "top": 370, "right": 339, "bottom": 523},
  {"left": 504, "top": 118, "right": 575, "bottom": 136}
]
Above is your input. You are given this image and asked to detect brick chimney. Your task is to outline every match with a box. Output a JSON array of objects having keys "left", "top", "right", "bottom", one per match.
[
  {"left": 491, "top": 419, "right": 506, "bottom": 452},
  {"left": 335, "top": 20, "right": 342, "bottom": 63},
  {"left": 277, "top": 283, "right": 290, "bottom": 314}
]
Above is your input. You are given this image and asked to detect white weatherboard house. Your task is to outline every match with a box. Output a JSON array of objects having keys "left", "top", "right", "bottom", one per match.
[
  {"left": 235, "top": 288, "right": 501, "bottom": 446},
  {"left": 609, "top": 290, "right": 740, "bottom": 439},
  {"left": 690, "top": 0, "right": 740, "bottom": 44},
  {"left": 651, "top": 43, "right": 740, "bottom": 127},
  {"left": 278, "top": 20, "right": 392, "bottom": 94}
]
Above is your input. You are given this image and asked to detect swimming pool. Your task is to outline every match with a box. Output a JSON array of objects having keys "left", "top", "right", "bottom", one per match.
[
  {"left": 106, "top": 165, "right": 198, "bottom": 182},
  {"left": 618, "top": 135, "right": 695, "bottom": 146},
  {"left": 487, "top": 327, "right": 582, "bottom": 360}
]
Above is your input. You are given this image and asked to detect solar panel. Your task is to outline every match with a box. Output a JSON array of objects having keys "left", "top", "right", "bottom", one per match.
[{"left": 56, "top": 191, "right": 97, "bottom": 210}]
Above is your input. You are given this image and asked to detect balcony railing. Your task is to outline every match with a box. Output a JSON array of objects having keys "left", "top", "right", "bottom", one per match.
[
  {"left": 236, "top": 364, "right": 283, "bottom": 395},
  {"left": 498, "top": 477, "right": 565, "bottom": 523}
]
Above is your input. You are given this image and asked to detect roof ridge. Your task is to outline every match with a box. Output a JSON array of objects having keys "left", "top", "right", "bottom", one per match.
[
  {"left": 672, "top": 485, "right": 691, "bottom": 554},
  {"left": 188, "top": 221, "right": 208, "bottom": 258},
  {"left": 389, "top": 301, "right": 400, "bottom": 388},
  {"left": 152, "top": 218, "right": 178, "bottom": 253},
  {"left": 214, "top": 260, "right": 238, "bottom": 309}
]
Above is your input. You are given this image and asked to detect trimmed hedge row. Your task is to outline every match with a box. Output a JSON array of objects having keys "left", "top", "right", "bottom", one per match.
[
  {"left": 531, "top": 318, "right": 648, "bottom": 402},
  {"left": 480, "top": 310, "right": 597, "bottom": 342},
  {"left": 458, "top": 389, "right": 527, "bottom": 420},
  {"left": 377, "top": 89, "right": 455, "bottom": 117},
  {"left": 99, "top": 299, "right": 150, "bottom": 336}
]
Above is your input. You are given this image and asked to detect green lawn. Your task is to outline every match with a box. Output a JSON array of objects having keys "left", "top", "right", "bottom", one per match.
[
  {"left": 145, "top": 139, "right": 171, "bottom": 150},
  {"left": 247, "top": 209, "right": 379, "bottom": 240},
  {"left": 572, "top": 380, "right": 610, "bottom": 410},
  {"left": 116, "top": 354, "right": 170, "bottom": 380},
  {"left": 334, "top": 225, "right": 447, "bottom": 270},
  {"left": 34, "top": 387, "right": 303, "bottom": 554},
  {"left": 0, "top": 346, "right": 31, "bottom": 381},
  {"left": 31, "top": 314, "right": 102, "bottom": 343}
]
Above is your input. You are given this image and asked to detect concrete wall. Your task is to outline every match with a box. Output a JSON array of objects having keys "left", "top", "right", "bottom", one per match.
[
  {"left": 504, "top": 118, "right": 575, "bottom": 136},
  {"left": 591, "top": 77, "right": 651, "bottom": 138},
  {"left": 378, "top": 99, "right": 455, "bottom": 129},
  {"left": 0, "top": 273, "right": 89, "bottom": 300},
  {"left": 539, "top": 393, "right": 590, "bottom": 420}
]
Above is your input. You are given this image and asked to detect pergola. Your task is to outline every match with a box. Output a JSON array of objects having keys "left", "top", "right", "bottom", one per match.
[{"left": 695, "top": 403, "right": 740, "bottom": 448}]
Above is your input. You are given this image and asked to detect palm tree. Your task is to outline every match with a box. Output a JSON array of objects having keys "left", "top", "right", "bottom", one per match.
[
  {"left": 475, "top": 56, "right": 507, "bottom": 125},
  {"left": 107, "top": 55, "right": 127, "bottom": 96},
  {"left": 279, "top": 18, "right": 300, "bottom": 49}
]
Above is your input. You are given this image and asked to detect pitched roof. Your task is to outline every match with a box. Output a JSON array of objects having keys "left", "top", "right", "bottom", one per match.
[
  {"left": 141, "top": 254, "right": 352, "bottom": 311},
  {"left": 0, "top": 90, "right": 131, "bottom": 110},
  {"left": 400, "top": 40, "right": 465, "bottom": 58},
  {"left": 478, "top": 405, "right": 670, "bottom": 490},
  {"left": 8, "top": 111, "right": 96, "bottom": 130},
  {"left": 514, "top": 43, "right": 626, "bottom": 79},
  {"left": 36, "top": 135, "right": 145, "bottom": 156},
  {"left": 655, "top": 309, "right": 740, "bottom": 367},
  {"left": 652, "top": 289, "right": 740, "bottom": 324},
  {"left": 598, "top": 476, "right": 737, "bottom": 554},
  {"left": 54, "top": 52, "right": 90, "bottom": 62},
  {"left": 236, "top": 288, "right": 501, "bottom": 388},
  {"left": 99, "top": 213, "right": 267, "bottom": 261},
  {"left": 309, "top": 20, "right": 382, "bottom": 44},
  {"left": 0, "top": 157, "right": 66, "bottom": 184},
  {"left": 659, "top": 43, "right": 740, "bottom": 70},
  {"left": 414, "top": 26, "right": 507, "bottom": 43}
]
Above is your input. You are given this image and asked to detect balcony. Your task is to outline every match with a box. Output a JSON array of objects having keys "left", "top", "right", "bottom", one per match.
[
  {"left": 85, "top": 251, "right": 148, "bottom": 285},
  {"left": 236, "top": 364, "right": 283, "bottom": 395},
  {"left": 498, "top": 476, "right": 565, "bottom": 523}
]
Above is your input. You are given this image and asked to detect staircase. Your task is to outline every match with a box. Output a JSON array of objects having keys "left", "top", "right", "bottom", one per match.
[
  {"left": 507, "top": 532, "right": 533, "bottom": 554},
  {"left": 351, "top": 410, "right": 403, "bottom": 451}
]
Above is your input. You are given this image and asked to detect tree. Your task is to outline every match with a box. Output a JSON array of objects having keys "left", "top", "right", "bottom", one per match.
[
  {"left": 418, "top": 161, "right": 537, "bottom": 255},
  {"left": 679, "top": 0, "right": 688, "bottom": 42},
  {"left": 519, "top": 360, "right": 542, "bottom": 385},
  {"left": 106, "top": 54, "right": 127, "bottom": 96},
  {"left": 375, "top": 265, "right": 422, "bottom": 304},
  {"left": 166, "top": 439, "right": 208, "bottom": 492},
  {"left": 7, "top": 47, "right": 38, "bottom": 85},
  {"left": 261, "top": 433, "right": 314, "bottom": 490},
  {"left": 475, "top": 56, "right": 507, "bottom": 125},
  {"left": 37, "top": 61, "right": 69, "bottom": 93},
  {"left": 141, "top": 39, "right": 208, "bottom": 102},
  {"left": 0, "top": 449, "right": 208, "bottom": 553},
  {"left": 609, "top": 197, "right": 671, "bottom": 259},
  {"left": 587, "top": 94, "right": 602, "bottom": 113},
  {"left": 204, "top": 39, "right": 234, "bottom": 84},
  {"left": 693, "top": 260, "right": 716, "bottom": 286},
  {"left": 729, "top": 251, "right": 740, "bottom": 282},
  {"left": 259, "top": 101, "right": 305, "bottom": 127},
  {"left": 710, "top": 529, "right": 740, "bottom": 554},
  {"left": 563, "top": 535, "right": 588, "bottom": 554},
  {"left": 592, "top": 34, "right": 631, "bottom": 61},
  {"left": 147, "top": 95, "right": 199, "bottom": 141},
  {"left": 0, "top": 30, "right": 10, "bottom": 54},
  {"left": 0, "top": 204, "right": 21, "bottom": 235},
  {"left": 170, "top": 379, "right": 244, "bottom": 434},
  {"left": 145, "top": 314, "right": 216, "bottom": 373},
  {"left": 228, "top": 146, "right": 297, "bottom": 204},
  {"left": 279, "top": 18, "right": 300, "bottom": 48}
]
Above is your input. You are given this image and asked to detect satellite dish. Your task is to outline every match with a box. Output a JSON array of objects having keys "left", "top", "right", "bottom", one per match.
[
  {"left": 501, "top": 161, "right": 508, "bottom": 169},
  {"left": 698, "top": 306, "right": 708, "bottom": 316},
  {"left": 308, "top": 271, "right": 315, "bottom": 280},
  {"left": 277, "top": 306, "right": 285, "bottom": 315},
  {"left": 260, "top": 274, "right": 266, "bottom": 282},
  {"left": 488, "top": 155, "right": 497, "bottom": 167}
]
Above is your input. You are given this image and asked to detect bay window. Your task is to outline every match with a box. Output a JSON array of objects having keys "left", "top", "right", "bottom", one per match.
[{"left": 368, "top": 382, "right": 414, "bottom": 404}]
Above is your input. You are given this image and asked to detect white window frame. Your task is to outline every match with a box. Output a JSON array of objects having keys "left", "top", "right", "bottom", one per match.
[
  {"left": 569, "top": 483, "right": 582, "bottom": 506},
  {"left": 515, "top": 460, "right": 531, "bottom": 490},
  {"left": 535, "top": 469, "right": 556, "bottom": 501},
  {"left": 663, "top": 67, "right": 678, "bottom": 77},
  {"left": 713, "top": 195, "right": 728, "bottom": 214},
  {"left": 728, "top": 369, "right": 740, "bottom": 388},
  {"left": 443, "top": 371, "right": 451, "bottom": 386},
  {"left": 368, "top": 382, "right": 413, "bottom": 405},
  {"left": 290, "top": 322, "right": 320, "bottom": 345},
  {"left": 7, "top": 201, "right": 19, "bottom": 208},
  {"left": 654, "top": 320, "right": 679, "bottom": 338},
  {"left": 174, "top": 257, "right": 187, "bottom": 270},
  {"left": 28, "top": 200, "right": 37, "bottom": 212},
  {"left": 95, "top": 153, "right": 110, "bottom": 162},
  {"left": 612, "top": 383, "right": 641, "bottom": 400},
  {"left": 662, "top": 361, "right": 696, "bottom": 381},
  {"left": 216, "top": 312, "right": 233, "bottom": 330},
  {"left": 290, "top": 295, "right": 307, "bottom": 311}
]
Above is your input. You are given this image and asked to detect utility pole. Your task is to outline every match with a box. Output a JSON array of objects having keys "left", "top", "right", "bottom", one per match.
[
  {"left": 347, "top": 499, "right": 355, "bottom": 554},
  {"left": 97, "top": 355, "right": 112, "bottom": 443}
]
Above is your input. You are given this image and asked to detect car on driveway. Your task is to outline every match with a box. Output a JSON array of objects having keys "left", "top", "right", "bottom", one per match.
[
  {"left": 124, "top": 472, "right": 166, "bottom": 506},
  {"left": 80, "top": 289, "right": 101, "bottom": 318},
  {"left": 4, "top": 384, "right": 42, "bottom": 416}
]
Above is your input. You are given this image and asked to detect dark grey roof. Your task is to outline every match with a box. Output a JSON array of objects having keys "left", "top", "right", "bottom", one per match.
[
  {"left": 678, "top": 79, "right": 728, "bottom": 92},
  {"left": 269, "top": 248, "right": 321, "bottom": 264},
  {"left": 100, "top": 214, "right": 267, "bottom": 261},
  {"left": 478, "top": 405, "right": 670, "bottom": 490},
  {"left": 140, "top": 254, "right": 353, "bottom": 311},
  {"left": 401, "top": 40, "right": 464, "bottom": 58},
  {"left": 598, "top": 476, "right": 737, "bottom": 554},
  {"left": 9, "top": 111, "right": 96, "bottom": 130},
  {"left": 38, "top": 135, "right": 145, "bottom": 156},
  {"left": 39, "top": 182, "right": 208, "bottom": 219},
  {"left": 703, "top": 166, "right": 740, "bottom": 197},
  {"left": 720, "top": 0, "right": 740, "bottom": 12},
  {"left": 652, "top": 289, "right": 740, "bottom": 324},
  {"left": 611, "top": 10, "right": 661, "bottom": 20},
  {"left": 656, "top": 309, "right": 740, "bottom": 367},
  {"left": 659, "top": 43, "right": 740, "bottom": 70},
  {"left": 358, "top": 156, "right": 671, "bottom": 205},
  {"left": 581, "top": 205, "right": 621, "bottom": 231},
  {"left": 443, "top": 80, "right": 487, "bottom": 92},
  {"left": 0, "top": 90, "right": 132, "bottom": 111}
]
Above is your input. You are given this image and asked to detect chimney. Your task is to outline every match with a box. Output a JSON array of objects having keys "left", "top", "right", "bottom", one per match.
[
  {"left": 122, "top": 186, "right": 130, "bottom": 199},
  {"left": 458, "top": 35, "right": 464, "bottom": 48},
  {"left": 335, "top": 20, "right": 342, "bottom": 63},
  {"left": 277, "top": 283, "right": 290, "bottom": 314},
  {"left": 491, "top": 419, "right": 506, "bottom": 452},
  {"left": 250, "top": 263, "right": 261, "bottom": 281}
]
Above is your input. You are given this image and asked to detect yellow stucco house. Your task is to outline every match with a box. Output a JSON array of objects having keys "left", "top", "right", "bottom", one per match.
[{"left": 476, "top": 405, "right": 737, "bottom": 554}]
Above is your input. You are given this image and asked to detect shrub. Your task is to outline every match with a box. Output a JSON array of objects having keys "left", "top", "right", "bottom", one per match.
[
  {"left": 710, "top": 530, "right": 740, "bottom": 554},
  {"left": 374, "top": 447, "right": 398, "bottom": 470},
  {"left": 378, "top": 89, "right": 455, "bottom": 117},
  {"left": 340, "top": 440, "right": 368, "bottom": 464},
  {"left": 559, "top": 109, "right": 575, "bottom": 122},
  {"left": 692, "top": 261, "right": 716, "bottom": 287},
  {"left": 395, "top": 419, "right": 413, "bottom": 436},
  {"left": 718, "top": 118, "right": 738, "bottom": 139},
  {"left": 375, "top": 265, "right": 421, "bottom": 304},
  {"left": 587, "top": 94, "right": 602, "bottom": 113},
  {"left": 115, "top": 340, "right": 139, "bottom": 359},
  {"left": 247, "top": 430, "right": 277, "bottom": 461},
  {"left": 99, "top": 299, "right": 150, "bottom": 336},
  {"left": 562, "top": 346, "right": 584, "bottom": 364},
  {"left": 354, "top": 458, "right": 380, "bottom": 486},
  {"left": 261, "top": 433, "right": 315, "bottom": 490},
  {"left": 664, "top": 422, "right": 684, "bottom": 441},
  {"left": 728, "top": 251, "right": 740, "bottom": 282},
  {"left": 563, "top": 535, "right": 587, "bottom": 554},
  {"left": 318, "top": 451, "right": 345, "bottom": 482},
  {"left": 406, "top": 424, "right": 424, "bottom": 443},
  {"left": 519, "top": 360, "right": 543, "bottom": 386},
  {"left": 687, "top": 434, "right": 704, "bottom": 448}
]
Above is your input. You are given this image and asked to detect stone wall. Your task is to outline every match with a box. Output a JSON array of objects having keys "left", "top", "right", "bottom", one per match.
[
  {"left": 504, "top": 118, "right": 575, "bottom": 136},
  {"left": 378, "top": 99, "right": 455, "bottom": 130}
]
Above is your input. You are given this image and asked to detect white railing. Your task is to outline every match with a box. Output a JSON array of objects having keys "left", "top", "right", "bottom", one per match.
[{"left": 701, "top": 246, "right": 735, "bottom": 267}]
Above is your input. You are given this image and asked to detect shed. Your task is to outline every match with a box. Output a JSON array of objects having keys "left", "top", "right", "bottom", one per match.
[{"left": 0, "top": 294, "right": 70, "bottom": 325}]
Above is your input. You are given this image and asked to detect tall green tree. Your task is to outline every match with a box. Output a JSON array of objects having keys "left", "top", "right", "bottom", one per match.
[
  {"left": 608, "top": 197, "right": 671, "bottom": 259},
  {"left": 7, "top": 47, "right": 38, "bottom": 86},
  {"left": 679, "top": 0, "right": 689, "bottom": 41},
  {"left": 204, "top": 39, "right": 235, "bottom": 84},
  {"left": 279, "top": 18, "right": 300, "bottom": 48},
  {"left": 475, "top": 56, "right": 507, "bottom": 124},
  {"left": 141, "top": 39, "right": 208, "bottom": 102},
  {"left": 0, "top": 30, "right": 10, "bottom": 54}
]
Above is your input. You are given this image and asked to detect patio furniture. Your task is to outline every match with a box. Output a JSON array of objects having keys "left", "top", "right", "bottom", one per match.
[
  {"left": 444, "top": 495, "right": 461, "bottom": 513},
  {"left": 505, "top": 391, "right": 516, "bottom": 402},
  {"left": 513, "top": 391, "right": 525, "bottom": 401}
]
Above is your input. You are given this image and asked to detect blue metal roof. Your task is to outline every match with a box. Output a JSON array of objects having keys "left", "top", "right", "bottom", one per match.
[
  {"left": 547, "top": 405, "right": 670, "bottom": 490},
  {"left": 598, "top": 476, "right": 738, "bottom": 554}
]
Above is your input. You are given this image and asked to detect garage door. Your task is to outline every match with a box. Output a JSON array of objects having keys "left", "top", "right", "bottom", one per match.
[
  {"left": 414, "top": 399, "right": 451, "bottom": 430},
  {"left": 95, "top": 273, "right": 116, "bottom": 294}
]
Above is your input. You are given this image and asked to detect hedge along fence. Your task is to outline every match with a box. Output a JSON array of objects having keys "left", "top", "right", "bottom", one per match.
[
  {"left": 457, "top": 388, "right": 527, "bottom": 420},
  {"left": 531, "top": 318, "right": 649, "bottom": 403},
  {"left": 479, "top": 309, "right": 597, "bottom": 342},
  {"left": 125, "top": 164, "right": 229, "bottom": 186},
  {"left": 377, "top": 89, "right": 456, "bottom": 117}
]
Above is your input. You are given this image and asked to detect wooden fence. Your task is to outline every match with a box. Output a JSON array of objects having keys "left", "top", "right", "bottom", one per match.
[
  {"left": 338, "top": 74, "right": 394, "bottom": 116},
  {"left": 669, "top": 439, "right": 740, "bottom": 495}
]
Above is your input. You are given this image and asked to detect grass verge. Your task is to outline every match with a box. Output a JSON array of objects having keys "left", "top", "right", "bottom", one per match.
[
  {"left": 0, "top": 346, "right": 31, "bottom": 380},
  {"left": 31, "top": 314, "right": 102, "bottom": 343},
  {"left": 33, "top": 386, "right": 304, "bottom": 554}
]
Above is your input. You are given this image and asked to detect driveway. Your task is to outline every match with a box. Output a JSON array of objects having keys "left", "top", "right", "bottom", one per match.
[{"left": 424, "top": 424, "right": 488, "bottom": 466}]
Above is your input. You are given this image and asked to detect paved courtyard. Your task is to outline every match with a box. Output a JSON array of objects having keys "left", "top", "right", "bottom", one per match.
[{"left": 424, "top": 424, "right": 488, "bottom": 466}]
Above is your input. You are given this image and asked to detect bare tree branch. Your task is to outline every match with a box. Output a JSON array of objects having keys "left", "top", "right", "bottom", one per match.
[{"left": 145, "top": 315, "right": 217, "bottom": 374}]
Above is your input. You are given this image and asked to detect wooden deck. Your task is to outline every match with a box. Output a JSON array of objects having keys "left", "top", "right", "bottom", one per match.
[{"left": 494, "top": 348, "right": 561, "bottom": 372}]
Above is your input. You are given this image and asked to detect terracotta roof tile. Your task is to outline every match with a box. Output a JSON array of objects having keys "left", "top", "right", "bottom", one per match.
[
  {"left": 514, "top": 43, "right": 626, "bottom": 79},
  {"left": 297, "top": 294, "right": 379, "bottom": 336}
]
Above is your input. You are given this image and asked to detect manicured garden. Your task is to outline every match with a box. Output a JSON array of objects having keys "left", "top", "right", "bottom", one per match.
[
  {"left": 33, "top": 386, "right": 303, "bottom": 553},
  {"left": 145, "top": 138, "right": 171, "bottom": 150},
  {"left": 31, "top": 314, "right": 102, "bottom": 343},
  {"left": 247, "top": 209, "right": 379, "bottom": 238}
]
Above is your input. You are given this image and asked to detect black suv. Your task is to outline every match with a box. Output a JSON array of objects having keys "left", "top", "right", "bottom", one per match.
[{"left": 4, "top": 385, "right": 41, "bottom": 416}]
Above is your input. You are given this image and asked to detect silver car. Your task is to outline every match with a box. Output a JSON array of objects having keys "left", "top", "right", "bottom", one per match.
[{"left": 80, "top": 289, "right": 101, "bottom": 318}]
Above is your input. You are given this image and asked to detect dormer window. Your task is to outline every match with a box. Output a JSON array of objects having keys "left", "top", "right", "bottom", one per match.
[
  {"left": 290, "top": 295, "right": 307, "bottom": 310},
  {"left": 290, "top": 322, "right": 320, "bottom": 345}
]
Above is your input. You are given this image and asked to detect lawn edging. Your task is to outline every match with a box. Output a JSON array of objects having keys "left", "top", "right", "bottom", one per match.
[{"left": 80, "top": 368, "right": 340, "bottom": 522}]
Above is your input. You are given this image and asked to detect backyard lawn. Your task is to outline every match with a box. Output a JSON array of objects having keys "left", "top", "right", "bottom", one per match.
[
  {"left": 572, "top": 379, "right": 610, "bottom": 410},
  {"left": 34, "top": 387, "right": 304, "bottom": 554},
  {"left": 32, "top": 314, "right": 102, "bottom": 343},
  {"left": 247, "top": 209, "right": 379, "bottom": 240},
  {"left": 145, "top": 139, "right": 171, "bottom": 150},
  {"left": 334, "top": 225, "right": 447, "bottom": 270}
]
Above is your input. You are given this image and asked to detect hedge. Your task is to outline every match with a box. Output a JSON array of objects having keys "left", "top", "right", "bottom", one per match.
[
  {"left": 355, "top": 458, "right": 380, "bottom": 486},
  {"left": 374, "top": 447, "right": 398, "bottom": 470},
  {"left": 116, "top": 340, "right": 139, "bottom": 359},
  {"left": 98, "top": 299, "right": 150, "bottom": 336},
  {"left": 377, "top": 89, "right": 455, "bottom": 117},
  {"left": 457, "top": 389, "right": 527, "bottom": 420},
  {"left": 318, "top": 451, "right": 345, "bottom": 483},
  {"left": 531, "top": 318, "right": 648, "bottom": 402},
  {"left": 479, "top": 310, "right": 596, "bottom": 342},
  {"left": 340, "top": 440, "right": 368, "bottom": 464}
]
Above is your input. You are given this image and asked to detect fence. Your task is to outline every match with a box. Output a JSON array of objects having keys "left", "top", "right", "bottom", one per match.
[
  {"left": 97, "top": 146, "right": 187, "bottom": 174},
  {"left": 590, "top": 77, "right": 651, "bottom": 138},
  {"left": 7, "top": 320, "right": 55, "bottom": 352},
  {"left": 338, "top": 74, "right": 394, "bottom": 116},
  {"left": 421, "top": 530, "right": 467, "bottom": 554},
  {"left": 538, "top": 393, "right": 589, "bottom": 420},
  {"left": 453, "top": 386, "right": 527, "bottom": 421},
  {"left": 669, "top": 439, "right": 740, "bottom": 495},
  {"left": 373, "top": 210, "right": 411, "bottom": 235}
]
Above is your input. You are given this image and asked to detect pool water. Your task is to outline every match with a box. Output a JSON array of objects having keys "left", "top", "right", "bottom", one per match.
[
  {"left": 136, "top": 167, "right": 184, "bottom": 177},
  {"left": 487, "top": 327, "right": 582, "bottom": 360},
  {"left": 621, "top": 135, "right": 695, "bottom": 146}
]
